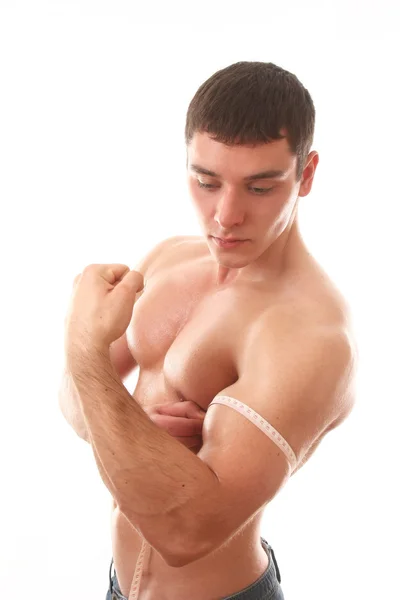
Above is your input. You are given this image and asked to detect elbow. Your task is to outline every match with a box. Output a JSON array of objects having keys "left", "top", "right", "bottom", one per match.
[
  {"left": 140, "top": 529, "right": 207, "bottom": 569},
  {"left": 163, "top": 533, "right": 214, "bottom": 568},
  {"left": 163, "top": 546, "right": 208, "bottom": 568},
  {"left": 133, "top": 520, "right": 213, "bottom": 569},
  {"left": 164, "top": 552, "right": 189, "bottom": 568},
  {"left": 165, "top": 481, "right": 222, "bottom": 567}
]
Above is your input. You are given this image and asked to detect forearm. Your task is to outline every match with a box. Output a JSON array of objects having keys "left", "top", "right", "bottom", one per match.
[
  {"left": 58, "top": 368, "right": 89, "bottom": 441},
  {"left": 68, "top": 347, "right": 219, "bottom": 560},
  {"left": 58, "top": 367, "right": 121, "bottom": 499}
]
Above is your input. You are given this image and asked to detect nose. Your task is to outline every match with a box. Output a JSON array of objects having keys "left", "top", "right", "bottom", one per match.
[{"left": 214, "top": 190, "right": 245, "bottom": 230}]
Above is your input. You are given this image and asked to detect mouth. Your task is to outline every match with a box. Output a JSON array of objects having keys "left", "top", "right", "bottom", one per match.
[{"left": 211, "top": 236, "right": 248, "bottom": 248}]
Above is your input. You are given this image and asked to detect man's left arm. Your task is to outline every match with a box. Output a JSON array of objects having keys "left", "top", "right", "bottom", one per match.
[{"left": 70, "top": 313, "right": 355, "bottom": 567}]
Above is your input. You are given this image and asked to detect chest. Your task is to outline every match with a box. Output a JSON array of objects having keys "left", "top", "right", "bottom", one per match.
[{"left": 126, "top": 268, "right": 260, "bottom": 407}]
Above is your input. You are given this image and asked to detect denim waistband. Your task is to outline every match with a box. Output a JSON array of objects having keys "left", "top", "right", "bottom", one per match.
[{"left": 108, "top": 536, "right": 283, "bottom": 600}]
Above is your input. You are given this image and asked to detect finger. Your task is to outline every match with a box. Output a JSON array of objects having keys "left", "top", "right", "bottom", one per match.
[
  {"left": 81, "top": 264, "right": 131, "bottom": 285},
  {"left": 152, "top": 414, "right": 203, "bottom": 435},
  {"left": 150, "top": 414, "right": 204, "bottom": 437},
  {"left": 156, "top": 401, "right": 206, "bottom": 419},
  {"left": 119, "top": 269, "right": 144, "bottom": 294},
  {"left": 110, "top": 271, "right": 144, "bottom": 308},
  {"left": 104, "top": 264, "right": 131, "bottom": 285}
]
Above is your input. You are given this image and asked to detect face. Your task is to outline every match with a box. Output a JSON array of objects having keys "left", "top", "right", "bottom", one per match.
[{"left": 187, "top": 132, "right": 318, "bottom": 270}]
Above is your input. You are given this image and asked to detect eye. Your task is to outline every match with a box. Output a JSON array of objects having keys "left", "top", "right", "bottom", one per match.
[
  {"left": 197, "top": 180, "right": 218, "bottom": 190},
  {"left": 251, "top": 187, "right": 274, "bottom": 195},
  {"left": 196, "top": 179, "right": 274, "bottom": 195}
]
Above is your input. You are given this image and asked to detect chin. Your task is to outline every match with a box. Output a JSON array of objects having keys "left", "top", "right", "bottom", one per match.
[{"left": 214, "top": 255, "right": 250, "bottom": 269}]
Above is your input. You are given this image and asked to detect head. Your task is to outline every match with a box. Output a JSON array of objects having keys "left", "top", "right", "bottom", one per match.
[{"left": 185, "top": 61, "right": 319, "bottom": 270}]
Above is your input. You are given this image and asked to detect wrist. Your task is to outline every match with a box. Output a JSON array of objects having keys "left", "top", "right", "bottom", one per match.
[{"left": 66, "top": 338, "right": 110, "bottom": 374}]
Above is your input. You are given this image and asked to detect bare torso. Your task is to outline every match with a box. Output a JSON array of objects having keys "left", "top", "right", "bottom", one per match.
[{"left": 110, "top": 235, "right": 355, "bottom": 599}]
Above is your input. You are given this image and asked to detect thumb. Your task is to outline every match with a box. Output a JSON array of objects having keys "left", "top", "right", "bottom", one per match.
[{"left": 120, "top": 269, "right": 145, "bottom": 294}]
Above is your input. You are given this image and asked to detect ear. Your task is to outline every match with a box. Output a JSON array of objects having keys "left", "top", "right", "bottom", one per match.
[{"left": 298, "top": 151, "right": 319, "bottom": 197}]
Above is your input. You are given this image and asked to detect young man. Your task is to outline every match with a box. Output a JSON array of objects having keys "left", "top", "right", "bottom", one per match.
[{"left": 60, "top": 61, "right": 357, "bottom": 600}]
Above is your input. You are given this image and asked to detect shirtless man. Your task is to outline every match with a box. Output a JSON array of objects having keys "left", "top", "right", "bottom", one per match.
[{"left": 59, "top": 61, "right": 357, "bottom": 600}]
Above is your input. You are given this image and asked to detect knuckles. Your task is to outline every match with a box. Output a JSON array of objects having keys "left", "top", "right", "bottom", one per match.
[
  {"left": 131, "top": 270, "right": 145, "bottom": 291},
  {"left": 74, "top": 263, "right": 136, "bottom": 286}
]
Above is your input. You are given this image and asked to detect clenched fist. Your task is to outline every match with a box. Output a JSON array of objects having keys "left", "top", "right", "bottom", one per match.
[{"left": 65, "top": 264, "right": 144, "bottom": 358}]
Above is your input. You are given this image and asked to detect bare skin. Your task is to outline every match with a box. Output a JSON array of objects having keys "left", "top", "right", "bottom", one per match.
[
  {"left": 61, "top": 132, "right": 357, "bottom": 599},
  {"left": 107, "top": 233, "right": 355, "bottom": 599}
]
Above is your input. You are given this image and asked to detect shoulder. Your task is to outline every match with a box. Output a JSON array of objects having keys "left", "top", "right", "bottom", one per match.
[
  {"left": 244, "top": 297, "right": 358, "bottom": 431},
  {"left": 299, "top": 265, "right": 359, "bottom": 414},
  {"left": 277, "top": 256, "right": 359, "bottom": 381},
  {"left": 296, "top": 256, "right": 356, "bottom": 334},
  {"left": 246, "top": 301, "right": 356, "bottom": 387},
  {"left": 135, "top": 235, "right": 201, "bottom": 279}
]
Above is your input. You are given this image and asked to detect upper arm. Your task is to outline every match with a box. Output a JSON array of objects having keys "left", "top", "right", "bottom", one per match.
[{"left": 192, "top": 317, "right": 355, "bottom": 557}]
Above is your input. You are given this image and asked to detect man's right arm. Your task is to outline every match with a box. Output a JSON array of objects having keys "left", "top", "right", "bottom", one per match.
[
  {"left": 58, "top": 331, "right": 137, "bottom": 442},
  {"left": 58, "top": 235, "right": 187, "bottom": 443}
]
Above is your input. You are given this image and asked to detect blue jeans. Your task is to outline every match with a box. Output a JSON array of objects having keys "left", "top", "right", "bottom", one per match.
[{"left": 106, "top": 537, "right": 285, "bottom": 599}]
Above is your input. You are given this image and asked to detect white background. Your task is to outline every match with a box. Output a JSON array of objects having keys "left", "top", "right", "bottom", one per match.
[{"left": 1, "top": 1, "right": 399, "bottom": 598}]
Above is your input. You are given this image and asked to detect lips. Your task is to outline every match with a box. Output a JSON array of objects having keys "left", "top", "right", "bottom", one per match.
[
  {"left": 214, "top": 236, "right": 245, "bottom": 242},
  {"left": 211, "top": 236, "right": 247, "bottom": 249}
]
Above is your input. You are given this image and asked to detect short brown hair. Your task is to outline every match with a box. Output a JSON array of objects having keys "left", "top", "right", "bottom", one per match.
[{"left": 185, "top": 61, "right": 315, "bottom": 181}]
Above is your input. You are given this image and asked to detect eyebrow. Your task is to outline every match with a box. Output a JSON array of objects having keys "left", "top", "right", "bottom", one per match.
[{"left": 189, "top": 163, "right": 286, "bottom": 181}]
